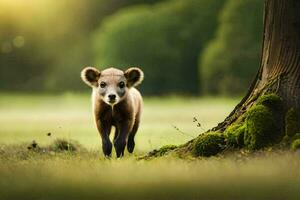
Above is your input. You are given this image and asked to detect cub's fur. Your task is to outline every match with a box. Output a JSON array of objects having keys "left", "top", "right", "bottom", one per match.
[{"left": 81, "top": 67, "right": 144, "bottom": 157}]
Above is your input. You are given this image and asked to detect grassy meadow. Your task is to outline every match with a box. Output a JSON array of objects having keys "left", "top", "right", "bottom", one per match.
[
  {"left": 0, "top": 93, "right": 237, "bottom": 151},
  {"left": 1, "top": 93, "right": 300, "bottom": 200}
]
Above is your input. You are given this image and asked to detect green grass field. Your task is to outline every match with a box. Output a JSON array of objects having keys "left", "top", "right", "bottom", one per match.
[
  {"left": 0, "top": 93, "right": 237, "bottom": 151},
  {"left": 1, "top": 93, "right": 300, "bottom": 200}
]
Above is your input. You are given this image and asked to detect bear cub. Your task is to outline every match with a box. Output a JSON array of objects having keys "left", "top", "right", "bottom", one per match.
[{"left": 81, "top": 67, "right": 144, "bottom": 158}]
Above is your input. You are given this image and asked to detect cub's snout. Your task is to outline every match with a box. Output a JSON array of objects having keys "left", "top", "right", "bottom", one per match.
[
  {"left": 81, "top": 66, "right": 144, "bottom": 157},
  {"left": 108, "top": 94, "right": 116, "bottom": 103}
]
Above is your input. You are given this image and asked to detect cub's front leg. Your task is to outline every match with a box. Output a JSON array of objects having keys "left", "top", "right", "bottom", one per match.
[
  {"left": 96, "top": 119, "right": 112, "bottom": 157},
  {"left": 114, "top": 120, "right": 132, "bottom": 158}
]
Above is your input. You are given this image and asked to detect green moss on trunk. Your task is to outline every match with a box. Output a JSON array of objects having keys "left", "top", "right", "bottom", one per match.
[
  {"left": 224, "top": 124, "right": 245, "bottom": 148},
  {"left": 144, "top": 145, "right": 178, "bottom": 158},
  {"left": 244, "top": 105, "right": 277, "bottom": 150},
  {"left": 191, "top": 94, "right": 284, "bottom": 156},
  {"left": 192, "top": 132, "right": 225, "bottom": 157},
  {"left": 256, "top": 93, "right": 282, "bottom": 109},
  {"left": 291, "top": 139, "right": 300, "bottom": 151},
  {"left": 222, "top": 93, "right": 284, "bottom": 151},
  {"left": 285, "top": 108, "right": 300, "bottom": 137}
]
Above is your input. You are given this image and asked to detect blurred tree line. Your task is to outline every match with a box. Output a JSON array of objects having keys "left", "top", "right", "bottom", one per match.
[{"left": 0, "top": 0, "right": 263, "bottom": 95}]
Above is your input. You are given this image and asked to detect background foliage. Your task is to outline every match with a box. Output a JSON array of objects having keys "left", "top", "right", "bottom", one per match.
[
  {"left": 0, "top": 0, "right": 264, "bottom": 95},
  {"left": 200, "top": 0, "right": 263, "bottom": 95},
  {"left": 93, "top": 0, "right": 225, "bottom": 94}
]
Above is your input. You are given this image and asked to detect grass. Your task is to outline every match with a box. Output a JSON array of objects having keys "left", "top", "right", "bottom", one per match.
[
  {"left": 1, "top": 93, "right": 300, "bottom": 200},
  {"left": 0, "top": 93, "right": 236, "bottom": 151},
  {"left": 1, "top": 147, "right": 300, "bottom": 200}
]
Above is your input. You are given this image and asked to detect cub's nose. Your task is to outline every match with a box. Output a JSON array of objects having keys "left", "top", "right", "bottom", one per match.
[{"left": 108, "top": 94, "right": 116, "bottom": 101}]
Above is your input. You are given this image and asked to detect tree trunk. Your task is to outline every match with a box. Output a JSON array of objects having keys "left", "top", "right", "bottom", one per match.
[
  {"left": 210, "top": 0, "right": 300, "bottom": 132},
  {"left": 172, "top": 0, "right": 300, "bottom": 156}
]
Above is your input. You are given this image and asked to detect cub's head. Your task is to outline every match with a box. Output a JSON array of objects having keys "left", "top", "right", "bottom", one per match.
[{"left": 81, "top": 67, "right": 144, "bottom": 106}]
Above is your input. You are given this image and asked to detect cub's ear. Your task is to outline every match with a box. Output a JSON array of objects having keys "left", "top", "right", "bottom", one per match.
[
  {"left": 124, "top": 67, "right": 144, "bottom": 87},
  {"left": 81, "top": 67, "right": 101, "bottom": 87}
]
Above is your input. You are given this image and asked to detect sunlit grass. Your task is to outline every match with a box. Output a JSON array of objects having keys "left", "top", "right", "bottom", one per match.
[
  {"left": 1, "top": 93, "right": 299, "bottom": 200},
  {"left": 0, "top": 93, "right": 238, "bottom": 152}
]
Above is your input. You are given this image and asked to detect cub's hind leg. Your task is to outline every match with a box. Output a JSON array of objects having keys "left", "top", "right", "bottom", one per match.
[{"left": 127, "top": 119, "right": 140, "bottom": 153}]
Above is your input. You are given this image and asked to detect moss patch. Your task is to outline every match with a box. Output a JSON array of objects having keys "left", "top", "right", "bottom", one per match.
[
  {"left": 291, "top": 139, "right": 300, "bottom": 151},
  {"left": 145, "top": 145, "right": 177, "bottom": 158},
  {"left": 156, "top": 145, "right": 177, "bottom": 156},
  {"left": 283, "top": 133, "right": 300, "bottom": 145},
  {"left": 192, "top": 132, "right": 225, "bottom": 157},
  {"left": 256, "top": 93, "right": 282, "bottom": 109},
  {"left": 224, "top": 124, "right": 245, "bottom": 148},
  {"left": 244, "top": 105, "right": 277, "bottom": 150},
  {"left": 285, "top": 108, "right": 300, "bottom": 137},
  {"left": 292, "top": 133, "right": 300, "bottom": 140}
]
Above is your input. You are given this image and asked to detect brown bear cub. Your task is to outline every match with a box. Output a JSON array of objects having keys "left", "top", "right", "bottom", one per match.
[{"left": 81, "top": 67, "right": 144, "bottom": 158}]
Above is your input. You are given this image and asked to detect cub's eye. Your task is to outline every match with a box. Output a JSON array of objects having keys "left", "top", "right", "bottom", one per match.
[
  {"left": 100, "top": 82, "right": 106, "bottom": 88},
  {"left": 119, "top": 81, "right": 125, "bottom": 88}
]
